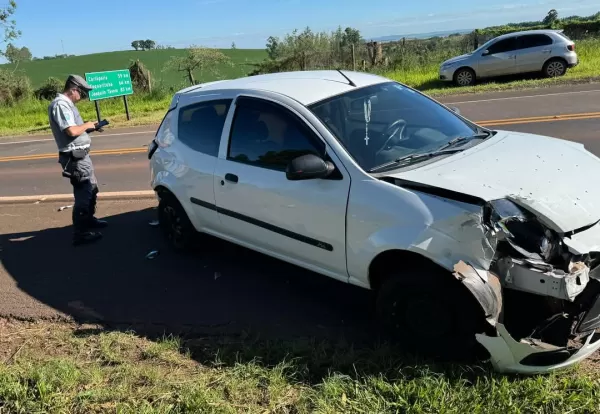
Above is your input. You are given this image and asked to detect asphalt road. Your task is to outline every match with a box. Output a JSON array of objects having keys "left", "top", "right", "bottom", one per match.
[
  {"left": 0, "top": 200, "right": 372, "bottom": 341},
  {"left": 1, "top": 83, "right": 600, "bottom": 197}
]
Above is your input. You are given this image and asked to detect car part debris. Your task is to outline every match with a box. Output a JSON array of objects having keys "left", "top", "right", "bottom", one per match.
[
  {"left": 148, "top": 219, "right": 160, "bottom": 227},
  {"left": 57, "top": 205, "right": 74, "bottom": 212},
  {"left": 146, "top": 250, "right": 159, "bottom": 260}
]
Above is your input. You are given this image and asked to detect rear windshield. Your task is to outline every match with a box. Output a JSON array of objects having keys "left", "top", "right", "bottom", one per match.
[{"left": 557, "top": 31, "right": 573, "bottom": 42}]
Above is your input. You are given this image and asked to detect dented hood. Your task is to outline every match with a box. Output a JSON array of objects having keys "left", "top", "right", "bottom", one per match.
[{"left": 386, "top": 131, "right": 600, "bottom": 233}]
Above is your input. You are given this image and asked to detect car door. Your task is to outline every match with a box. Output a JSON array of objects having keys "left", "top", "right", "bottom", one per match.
[
  {"left": 515, "top": 34, "right": 554, "bottom": 73},
  {"left": 212, "top": 95, "right": 351, "bottom": 282},
  {"left": 478, "top": 36, "right": 518, "bottom": 77},
  {"left": 175, "top": 98, "right": 233, "bottom": 230}
]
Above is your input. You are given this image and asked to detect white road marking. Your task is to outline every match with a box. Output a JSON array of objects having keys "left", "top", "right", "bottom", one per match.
[
  {"left": 0, "top": 130, "right": 155, "bottom": 146},
  {"left": 445, "top": 88, "right": 600, "bottom": 105},
  {"left": 0, "top": 190, "right": 155, "bottom": 203}
]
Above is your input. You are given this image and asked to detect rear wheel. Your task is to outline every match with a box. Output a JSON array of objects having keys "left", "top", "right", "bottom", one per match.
[
  {"left": 375, "top": 269, "right": 489, "bottom": 361},
  {"left": 158, "top": 192, "right": 196, "bottom": 252},
  {"left": 454, "top": 68, "right": 476, "bottom": 87},
  {"left": 543, "top": 58, "right": 567, "bottom": 78}
]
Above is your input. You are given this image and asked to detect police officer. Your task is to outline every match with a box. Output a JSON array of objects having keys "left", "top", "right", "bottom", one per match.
[{"left": 48, "top": 74, "right": 108, "bottom": 246}]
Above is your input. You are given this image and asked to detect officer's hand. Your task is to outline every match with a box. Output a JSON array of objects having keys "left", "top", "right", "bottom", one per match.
[{"left": 85, "top": 121, "right": 96, "bottom": 130}]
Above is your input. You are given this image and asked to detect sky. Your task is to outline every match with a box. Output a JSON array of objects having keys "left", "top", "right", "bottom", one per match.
[{"left": 5, "top": 0, "right": 599, "bottom": 59}]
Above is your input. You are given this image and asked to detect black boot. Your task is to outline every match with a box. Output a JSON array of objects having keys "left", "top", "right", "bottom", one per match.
[
  {"left": 88, "top": 187, "right": 108, "bottom": 229},
  {"left": 72, "top": 206, "right": 103, "bottom": 246}
]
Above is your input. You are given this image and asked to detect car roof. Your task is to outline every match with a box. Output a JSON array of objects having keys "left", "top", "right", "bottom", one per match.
[
  {"left": 176, "top": 70, "right": 391, "bottom": 106},
  {"left": 493, "top": 29, "right": 565, "bottom": 41}
]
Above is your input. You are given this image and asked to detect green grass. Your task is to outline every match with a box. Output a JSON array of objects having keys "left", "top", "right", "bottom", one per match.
[
  {"left": 0, "top": 48, "right": 267, "bottom": 89},
  {"left": 384, "top": 38, "right": 600, "bottom": 96},
  {"left": 0, "top": 319, "right": 599, "bottom": 413},
  {"left": 1, "top": 39, "right": 600, "bottom": 137},
  {"left": 0, "top": 92, "right": 171, "bottom": 136}
]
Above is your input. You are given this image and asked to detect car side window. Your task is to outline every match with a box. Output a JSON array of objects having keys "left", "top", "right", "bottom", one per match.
[
  {"left": 228, "top": 97, "right": 326, "bottom": 171},
  {"left": 177, "top": 99, "right": 233, "bottom": 157},
  {"left": 517, "top": 34, "right": 553, "bottom": 49},
  {"left": 487, "top": 37, "right": 517, "bottom": 55}
]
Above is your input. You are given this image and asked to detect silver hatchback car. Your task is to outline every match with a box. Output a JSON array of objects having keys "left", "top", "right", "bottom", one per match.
[{"left": 439, "top": 30, "right": 578, "bottom": 86}]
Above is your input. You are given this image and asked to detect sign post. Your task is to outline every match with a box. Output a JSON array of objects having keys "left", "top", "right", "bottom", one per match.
[{"left": 85, "top": 69, "right": 134, "bottom": 122}]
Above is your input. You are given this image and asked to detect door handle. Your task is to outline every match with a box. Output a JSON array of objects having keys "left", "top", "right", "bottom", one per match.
[{"left": 224, "top": 173, "right": 238, "bottom": 184}]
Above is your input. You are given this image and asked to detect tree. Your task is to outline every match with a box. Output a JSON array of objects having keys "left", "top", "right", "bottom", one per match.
[
  {"left": 4, "top": 42, "right": 17, "bottom": 62},
  {"left": 342, "top": 27, "right": 361, "bottom": 47},
  {"left": 164, "top": 46, "right": 233, "bottom": 85},
  {"left": 131, "top": 40, "right": 141, "bottom": 51},
  {"left": 231, "top": 41, "right": 236, "bottom": 49},
  {"left": 4, "top": 42, "right": 29, "bottom": 63},
  {"left": 1, "top": 1, "right": 20, "bottom": 58},
  {"left": 19, "top": 45, "right": 31, "bottom": 61},
  {"left": 144, "top": 39, "right": 156, "bottom": 50},
  {"left": 266, "top": 36, "right": 281, "bottom": 60},
  {"left": 543, "top": 9, "right": 559, "bottom": 26}
]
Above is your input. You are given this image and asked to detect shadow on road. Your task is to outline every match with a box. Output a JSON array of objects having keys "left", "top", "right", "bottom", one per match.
[
  {"left": 2, "top": 206, "right": 374, "bottom": 339},
  {"left": 1, "top": 206, "right": 495, "bottom": 382}
]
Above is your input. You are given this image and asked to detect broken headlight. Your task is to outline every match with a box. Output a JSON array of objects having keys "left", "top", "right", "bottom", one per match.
[{"left": 486, "top": 199, "right": 561, "bottom": 265}]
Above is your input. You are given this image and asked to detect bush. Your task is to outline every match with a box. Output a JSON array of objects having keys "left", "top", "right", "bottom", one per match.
[
  {"left": 0, "top": 69, "right": 33, "bottom": 105},
  {"left": 34, "top": 77, "right": 63, "bottom": 100}
]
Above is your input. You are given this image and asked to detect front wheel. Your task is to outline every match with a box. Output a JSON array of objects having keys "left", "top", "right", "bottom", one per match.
[
  {"left": 454, "top": 68, "right": 476, "bottom": 87},
  {"left": 375, "top": 271, "right": 489, "bottom": 361},
  {"left": 543, "top": 59, "right": 567, "bottom": 78}
]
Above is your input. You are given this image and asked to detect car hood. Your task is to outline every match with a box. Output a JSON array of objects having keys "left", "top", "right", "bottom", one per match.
[
  {"left": 443, "top": 53, "right": 471, "bottom": 65},
  {"left": 385, "top": 131, "right": 600, "bottom": 233}
]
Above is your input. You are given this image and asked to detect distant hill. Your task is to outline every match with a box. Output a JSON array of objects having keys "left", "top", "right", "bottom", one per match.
[
  {"left": 0, "top": 48, "right": 268, "bottom": 88},
  {"left": 369, "top": 29, "right": 473, "bottom": 42}
]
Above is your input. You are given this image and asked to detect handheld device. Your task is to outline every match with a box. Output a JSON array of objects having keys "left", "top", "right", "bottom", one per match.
[{"left": 85, "top": 119, "right": 110, "bottom": 134}]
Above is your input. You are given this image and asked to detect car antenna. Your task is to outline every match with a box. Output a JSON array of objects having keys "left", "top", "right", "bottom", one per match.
[{"left": 337, "top": 69, "right": 356, "bottom": 87}]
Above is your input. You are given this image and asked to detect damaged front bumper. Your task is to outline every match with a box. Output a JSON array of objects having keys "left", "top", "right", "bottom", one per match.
[
  {"left": 476, "top": 323, "right": 600, "bottom": 375},
  {"left": 454, "top": 260, "right": 600, "bottom": 375}
]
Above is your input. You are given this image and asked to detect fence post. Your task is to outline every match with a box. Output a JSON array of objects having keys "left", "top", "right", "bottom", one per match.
[{"left": 351, "top": 44, "right": 356, "bottom": 71}]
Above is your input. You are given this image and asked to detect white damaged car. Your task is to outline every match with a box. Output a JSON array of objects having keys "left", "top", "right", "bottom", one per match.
[{"left": 148, "top": 70, "right": 600, "bottom": 374}]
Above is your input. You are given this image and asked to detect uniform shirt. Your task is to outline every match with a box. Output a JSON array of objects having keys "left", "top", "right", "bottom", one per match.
[{"left": 48, "top": 93, "right": 91, "bottom": 152}]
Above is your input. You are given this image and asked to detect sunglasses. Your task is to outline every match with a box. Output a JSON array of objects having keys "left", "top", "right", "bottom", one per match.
[{"left": 75, "top": 87, "right": 89, "bottom": 99}]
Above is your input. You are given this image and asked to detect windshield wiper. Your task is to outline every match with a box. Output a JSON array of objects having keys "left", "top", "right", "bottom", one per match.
[
  {"left": 368, "top": 148, "right": 465, "bottom": 173},
  {"left": 434, "top": 131, "right": 492, "bottom": 152},
  {"left": 368, "top": 131, "right": 494, "bottom": 174}
]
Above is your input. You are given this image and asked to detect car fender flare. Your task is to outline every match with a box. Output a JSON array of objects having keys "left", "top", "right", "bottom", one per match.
[{"left": 153, "top": 183, "right": 202, "bottom": 232}]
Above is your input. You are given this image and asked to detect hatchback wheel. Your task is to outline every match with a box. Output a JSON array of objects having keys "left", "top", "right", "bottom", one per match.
[
  {"left": 158, "top": 193, "right": 196, "bottom": 251},
  {"left": 543, "top": 59, "right": 567, "bottom": 78},
  {"left": 375, "top": 270, "right": 489, "bottom": 361},
  {"left": 454, "top": 68, "right": 475, "bottom": 87}
]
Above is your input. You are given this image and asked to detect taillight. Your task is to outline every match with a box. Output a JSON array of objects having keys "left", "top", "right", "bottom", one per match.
[{"left": 567, "top": 44, "right": 575, "bottom": 52}]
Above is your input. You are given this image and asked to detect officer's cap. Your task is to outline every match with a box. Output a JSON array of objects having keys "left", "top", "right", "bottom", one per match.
[{"left": 66, "top": 74, "right": 93, "bottom": 91}]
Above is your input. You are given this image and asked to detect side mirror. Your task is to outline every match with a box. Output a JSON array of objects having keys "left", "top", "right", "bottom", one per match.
[
  {"left": 450, "top": 106, "right": 461, "bottom": 115},
  {"left": 286, "top": 154, "right": 335, "bottom": 181},
  {"left": 482, "top": 49, "right": 490, "bottom": 56}
]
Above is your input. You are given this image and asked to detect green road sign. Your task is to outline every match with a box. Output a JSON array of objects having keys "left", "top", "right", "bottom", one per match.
[{"left": 85, "top": 69, "right": 134, "bottom": 101}]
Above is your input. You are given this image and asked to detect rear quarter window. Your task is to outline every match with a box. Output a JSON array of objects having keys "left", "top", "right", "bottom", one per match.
[{"left": 177, "top": 99, "right": 233, "bottom": 157}]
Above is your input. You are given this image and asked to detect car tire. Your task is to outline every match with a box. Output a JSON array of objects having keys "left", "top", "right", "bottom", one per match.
[
  {"left": 453, "top": 68, "right": 476, "bottom": 87},
  {"left": 158, "top": 192, "right": 196, "bottom": 252},
  {"left": 375, "top": 269, "right": 489, "bottom": 361},
  {"left": 543, "top": 58, "right": 567, "bottom": 78}
]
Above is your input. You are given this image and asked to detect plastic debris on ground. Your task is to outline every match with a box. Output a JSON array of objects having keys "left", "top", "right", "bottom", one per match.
[
  {"left": 57, "top": 205, "right": 74, "bottom": 212},
  {"left": 146, "top": 250, "right": 160, "bottom": 260}
]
